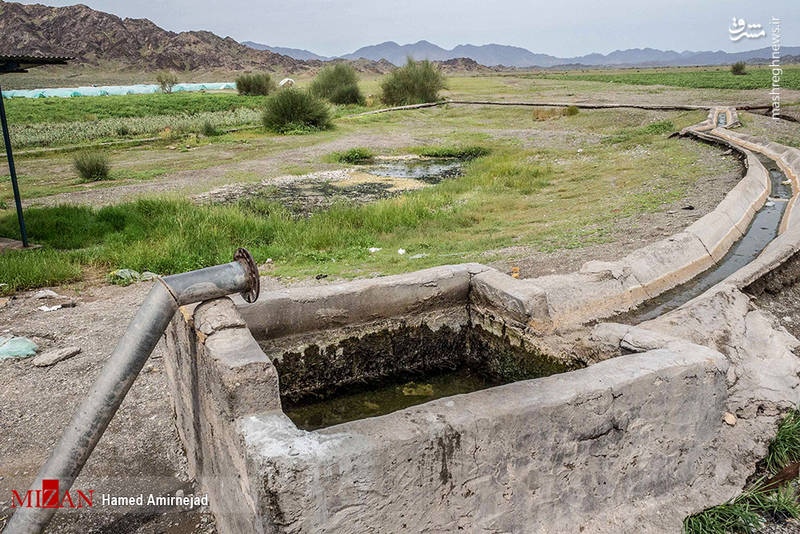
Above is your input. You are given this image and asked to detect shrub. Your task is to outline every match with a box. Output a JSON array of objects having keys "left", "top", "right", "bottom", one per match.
[
  {"left": 262, "top": 88, "right": 332, "bottom": 134},
  {"left": 201, "top": 120, "right": 219, "bottom": 136},
  {"left": 380, "top": 58, "right": 447, "bottom": 106},
  {"left": 73, "top": 151, "right": 110, "bottom": 181},
  {"left": 564, "top": 105, "right": 580, "bottom": 116},
  {"left": 309, "top": 64, "right": 365, "bottom": 105},
  {"left": 731, "top": 61, "right": 747, "bottom": 75},
  {"left": 156, "top": 71, "right": 178, "bottom": 94},
  {"left": 330, "top": 147, "right": 374, "bottom": 164},
  {"left": 236, "top": 72, "right": 277, "bottom": 96}
]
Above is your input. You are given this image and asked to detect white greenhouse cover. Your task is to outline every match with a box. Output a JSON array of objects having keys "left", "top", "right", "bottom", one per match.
[{"left": 2, "top": 82, "right": 236, "bottom": 98}]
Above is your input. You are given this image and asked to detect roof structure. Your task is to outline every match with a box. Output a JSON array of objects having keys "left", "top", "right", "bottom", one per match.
[{"left": 0, "top": 54, "right": 73, "bottom": 74}]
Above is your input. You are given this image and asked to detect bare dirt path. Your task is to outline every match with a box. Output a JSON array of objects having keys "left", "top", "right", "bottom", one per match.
[{"left": 23, "top": 131, "right": 419, "bottom": 208}]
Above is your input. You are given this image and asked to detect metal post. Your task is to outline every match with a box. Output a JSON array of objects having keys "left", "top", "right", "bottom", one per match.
[
  {"left": 4, "top": 249, "right": 260, "bottom": 534},
  {"left": 0, "top": 84, "right": 28, "bottom": 247}
]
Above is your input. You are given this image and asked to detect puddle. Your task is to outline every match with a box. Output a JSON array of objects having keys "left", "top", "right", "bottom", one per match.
[
  {"left": 361, "top": 159, "right": 463, "bottom": 184},
  {"left": 199, "top": 158, "right": 463, "bottom": 216},
  {"left": 624, "top": 154, "right": 793, "bottom": 323},
  {"left": 285, "top": 368, "right": 490, "bottom": 431}
]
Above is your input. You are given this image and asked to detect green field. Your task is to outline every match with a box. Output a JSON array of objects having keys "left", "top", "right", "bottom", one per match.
[
  {"left": 0, "top": 106, "right": 720, "bottom": 294},
  {"left": 3, "top": 92, "right": 265, "bottom": 124},
  {"left": 537, "top": 67, "right": 800, "bottom": 90}
]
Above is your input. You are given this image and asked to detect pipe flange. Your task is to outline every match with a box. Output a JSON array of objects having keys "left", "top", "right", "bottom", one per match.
[{"left": 234, "top": 248, "right": 260, "bottom": 303}]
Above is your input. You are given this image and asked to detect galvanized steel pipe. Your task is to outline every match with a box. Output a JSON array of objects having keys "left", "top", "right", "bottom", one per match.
[{"left": 5, "top": 248, "right": 259, "bottom": 534}]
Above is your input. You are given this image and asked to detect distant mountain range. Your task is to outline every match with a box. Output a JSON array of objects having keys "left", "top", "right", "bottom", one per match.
[
  {"left": 246, "top": 39, "right": 800, "bottom": 69},
  {"left": 241, "top": 41, "right": 329, "bottom": 62},
  {"left": 2, "top": 0, "right": 796, "bottom": 73}
]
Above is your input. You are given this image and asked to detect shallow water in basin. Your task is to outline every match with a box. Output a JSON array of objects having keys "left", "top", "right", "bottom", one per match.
[{"left": 284, "top": 368, "right": 489, "bottom": 431}]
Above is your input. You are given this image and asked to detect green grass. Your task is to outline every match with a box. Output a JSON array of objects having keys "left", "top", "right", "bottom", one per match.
[
  {"left": 413, "top": 145, "right": 491, "bottom": 160},
  {"left": 766, "top": 409, "right": 800, "bottom": 474},
  {"left": 4, "top": 92, "right": 265, "bottom": 125},
  {"left": 684, "top": 409, "right": 800, "bottom": 533},
  {"left": 0, "top": 111, "right": 716, "bottom": 294},
  {"left": 538, "top": 67, "right": 800, "bottom": 90},
  {"left": 327, "top": 147, "right": 374, "bottom": 164}
]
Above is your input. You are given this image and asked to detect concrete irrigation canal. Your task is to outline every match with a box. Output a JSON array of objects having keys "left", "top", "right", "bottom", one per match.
[{"left": 9, "top": 105, "right": 800, "bottom": 534}]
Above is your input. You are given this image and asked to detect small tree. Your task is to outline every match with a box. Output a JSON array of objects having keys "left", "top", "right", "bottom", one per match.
[
  {"left": 309, "top": 63, "right": 365, "bottom": 105},
  {"left": 156, "top": 71, "right": 178, "bottom": 93},
  {"left": 731, "top": 61, "right": 747, "bottom": 75},
  {"left": 380, "top": 58, "right": 447, "bottom": 106},
  {"left": 235, "top": 72, "right": 277, "bottom": 96}
]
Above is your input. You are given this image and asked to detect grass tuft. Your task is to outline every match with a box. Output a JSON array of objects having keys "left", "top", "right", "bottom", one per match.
[
  {"left": 73, "top": 151, "right": 110, "bottom": 182},
  {"left": 329, "top": 147, "right": 374, "bottom": 164},
  {"left": 684, "top": 409, "right": 800, "bottom": 534},
  {"left": 767, "top": 409, "right": 800, "bottom": 474},
  {"left": 415, "top": 145, "right": 490, "bottom": 160}
]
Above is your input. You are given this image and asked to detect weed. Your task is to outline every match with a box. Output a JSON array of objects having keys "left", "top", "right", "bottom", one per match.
[
  {"left": 73, "top": 151, "right": 110, "bottom": 181},
  {"left": 731, "top": 62, "right": 747, "bottom": 76},
  {"left": 415, "top": 145, "right": 490, "bottom": 160},
  {"left": 329, "top": 147, "right": 374, "bottom": 164},
  {"left": 201, "top": 120, "right": 220, "bottom": 137},
  {"left": 766, "top": 409, "right": 800, "bottom": 474},
  {"left": 684, "top": 409, "right": 800, "bottom": 533},
  {"left": 565, "top": 105, "right": 580, "bottom": 116}
]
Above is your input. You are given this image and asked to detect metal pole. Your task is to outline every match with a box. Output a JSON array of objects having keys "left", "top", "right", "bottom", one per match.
[
  {"left": 0, "top": 84, "right": 28, "bottom": 247},
  {"left": 4, "top": 248, "right": 260, "bottom": 534}
]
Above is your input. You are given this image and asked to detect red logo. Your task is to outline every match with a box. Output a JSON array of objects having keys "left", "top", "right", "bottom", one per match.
[{"left": 11, "top": 479, "right": 93, "bottom": 509}]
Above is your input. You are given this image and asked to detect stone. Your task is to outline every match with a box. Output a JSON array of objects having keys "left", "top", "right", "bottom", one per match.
[
  {"left": 33, "top": 289, "right": 60, "bottom": 299},
  {"left": 32, "top": 346, "right": 80, "bottom": 367},
  {"left": 724, "top": 412, "right": 737, "bottom": 426}
]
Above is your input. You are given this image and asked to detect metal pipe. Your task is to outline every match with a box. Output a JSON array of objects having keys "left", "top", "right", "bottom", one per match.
[
  {"left": 0, "top": 84, "right": 29, "bottom": 247},
  {"left": 4, "top": 248, "right": 260, "bottom": 534}
]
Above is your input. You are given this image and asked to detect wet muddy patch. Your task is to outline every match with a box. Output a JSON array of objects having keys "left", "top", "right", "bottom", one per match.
[{"left": 193, "top": 157, "right": 463, "bottom": 216}]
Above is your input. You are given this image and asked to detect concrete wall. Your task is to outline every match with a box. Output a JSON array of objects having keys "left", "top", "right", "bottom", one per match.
[
  {"left": 161, "top": 112, "right": 800, "bottom": 533},
  {"left": 164, "top": 296, "right": 731, "bottom": 533}
]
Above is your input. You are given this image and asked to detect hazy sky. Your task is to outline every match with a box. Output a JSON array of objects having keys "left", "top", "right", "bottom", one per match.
[{"left": 15, "top": 0, "right": 799, "bottom": 57}]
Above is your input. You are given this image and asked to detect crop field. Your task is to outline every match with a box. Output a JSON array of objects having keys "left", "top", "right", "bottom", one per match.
[{"left": 537, "top": 66, "right": 800, "bottom": 90}]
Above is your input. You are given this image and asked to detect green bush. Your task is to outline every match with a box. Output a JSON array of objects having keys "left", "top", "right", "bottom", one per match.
[
  {"left": 731, "top": 61, "right": 747, "bottom": 75},
  {"left": 309, "top": 64, "right": 365, "bottom": 105},
  {"left": 564, "top": 105, "right": 580, "bottom": 116},
  {"left": 201, "top": 120, "right": 219, "bottom": 136},
  {"left": 156, "top": 71, "right": 178, "bottom": 94},
  {"left": 262, "top": 89, "right": 332, "bottom": 134},
  {"left": 236, "top": 72, "right": 277, "bottom": 96},
  {"left": 73, "top": 151, "right": 110, "bottom": 182},
  {"left": 330, "top": 147, "right": 374, "bottom": 164},
  {"left": 380, "top": 58, "right": 447, "bottom": 106}
]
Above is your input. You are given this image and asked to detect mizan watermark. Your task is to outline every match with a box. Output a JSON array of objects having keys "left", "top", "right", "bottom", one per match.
[{"left": 729, "top": 16, "right": 781, "bottom": 120}]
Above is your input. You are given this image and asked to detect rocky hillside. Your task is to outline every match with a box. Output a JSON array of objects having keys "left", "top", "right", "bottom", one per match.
[{"left": 0, "top": 0, "right": 310, "bottom": 72}]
